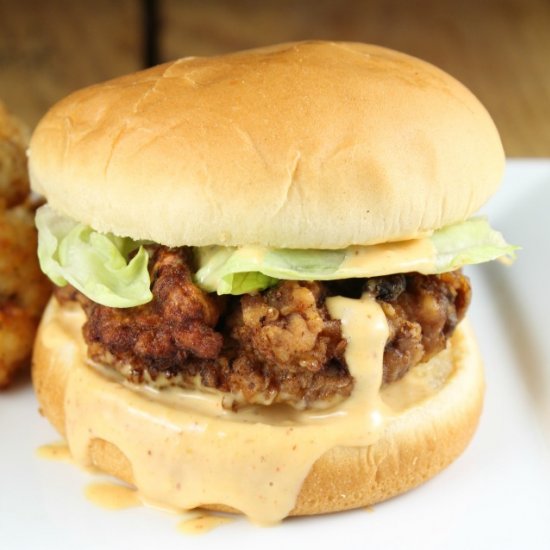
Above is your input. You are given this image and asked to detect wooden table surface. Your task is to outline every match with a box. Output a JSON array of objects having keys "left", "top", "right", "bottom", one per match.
[{"left": 1, "top": 0, "right": 548, "bottom": 156}]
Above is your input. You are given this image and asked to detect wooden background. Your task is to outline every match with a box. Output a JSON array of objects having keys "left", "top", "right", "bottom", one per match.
[{"left": 0, "top": 0, "right": 548, "bottom": 156}]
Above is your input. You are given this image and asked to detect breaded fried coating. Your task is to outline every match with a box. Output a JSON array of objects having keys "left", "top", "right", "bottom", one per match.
[
  {"left": 0, "top": 104, "right": 51, "bottom": 388},
  {"left": 67, "top": 244, "right": 470, "bottom": 410},
  {"left": 0, "top": 102, "right": 30, "bottom": 208}
]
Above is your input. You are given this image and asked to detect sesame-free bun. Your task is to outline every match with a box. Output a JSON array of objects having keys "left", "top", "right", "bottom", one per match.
[
  {"left": 33, "top": 298, "right": 484, "bottom": 517},
  {"left": 29, "top": 41, "right": 504, "bottom": 249}
]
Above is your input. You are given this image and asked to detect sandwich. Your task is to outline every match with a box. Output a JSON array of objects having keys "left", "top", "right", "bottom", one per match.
[{"left": 29, "top": 41, "right": 515, "bottom": 525}]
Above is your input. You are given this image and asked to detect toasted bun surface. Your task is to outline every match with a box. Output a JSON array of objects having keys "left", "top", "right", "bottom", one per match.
[
  {"left": 33, "top": 298, "right": 483, "bottom": 516},
  {"left": 29, "top": 41, "right": 503, "bottom": 249}
]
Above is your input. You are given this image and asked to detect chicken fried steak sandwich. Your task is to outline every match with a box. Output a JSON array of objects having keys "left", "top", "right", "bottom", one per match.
[{"left": 30, "top": 41, "right": 515, "bottom": 524}]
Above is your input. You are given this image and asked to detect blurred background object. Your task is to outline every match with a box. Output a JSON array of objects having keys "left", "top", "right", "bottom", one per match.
[{"left": 0, "top": 0, "right": 548, "bottom": 156}]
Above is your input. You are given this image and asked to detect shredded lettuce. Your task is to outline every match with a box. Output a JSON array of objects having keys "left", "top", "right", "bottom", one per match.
[
  {"left": 195, "top": 218, "right": 517, "bottom": 295},
  {"left": 36, "top": 206, "right": 517, "bottom": 305},
  {"left": 36, "top": 205, "right": 152, "bottom": 307}
]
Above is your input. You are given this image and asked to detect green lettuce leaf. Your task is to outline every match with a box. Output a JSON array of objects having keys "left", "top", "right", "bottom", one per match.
[
  {"left": 195, "top": 246, "right": 346, "bottom": 294},
  {"left": 432, "top": 217, "right": 518, "bottom": 272},
  {"left": 195, "top": 218, "right": 517, "bottom": 295},
  {"left": 36, "top": 206, "right": 517, "bottom": 303},
  {"left": 36, "top": 205, "right": 153, "bottom": 307}
]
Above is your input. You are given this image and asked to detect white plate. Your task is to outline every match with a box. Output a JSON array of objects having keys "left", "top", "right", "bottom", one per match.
[{"left": 1, "top": 160, "right": 549, "bottom": 550}]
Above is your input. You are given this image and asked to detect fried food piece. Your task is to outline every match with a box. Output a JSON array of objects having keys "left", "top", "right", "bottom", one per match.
[
  {"left": 0, "top": 103, "right": 51, "bottom": 387},
  {"left": 0, "top": 203, "right": 51, "bottom": 387},
  {"left": 0, "top": 303, "right": 37, "bottom": 387},
  {"left": 71, "top": 245, "right": 471, "bottom": 409},
  {"left": 367, "top": 271, "right": 471, "bottom": 382},
  {"left": 228, "top": 281, "right": 350, "bottom": 407},
  {"left": 78, "top": 249, "right": 350, "bottom": 409},
  {"left": 0, "top": 102, "right": 30, "bottom": 208},
  {"left": 83, "top": 247, "right": 224, "bottom": 376},
  {"left": 231, "top": 281, "right": 345, "bottom": 374}
]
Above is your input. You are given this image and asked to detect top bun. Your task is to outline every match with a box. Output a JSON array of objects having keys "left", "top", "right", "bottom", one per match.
[{"left": 29, "top": 41, "right": 504, "bottom": 249}]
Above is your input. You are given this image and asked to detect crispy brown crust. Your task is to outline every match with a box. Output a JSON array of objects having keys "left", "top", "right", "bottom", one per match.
[
  {"left": 1, "top": 103, "right": 50, "bottom": 387},
  {"left": 0, "top": 193, "right": 51, "bottom": 389},
  {"left": 64, "top": 251, "right": 471, "bottom": 410},
  {"left": 32, "top": 298, "right": 483, "bottom": 517}
]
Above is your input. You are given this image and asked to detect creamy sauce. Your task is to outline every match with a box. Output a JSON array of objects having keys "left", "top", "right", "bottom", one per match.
[
  {"left": 36, "top": 442, "right": 72, "bottom": 462},
  {"left": 177, "top": 513, "right": 234, "bottom": 534},
  {"left": 85, "top": 482, "right": 141, "bottom": 510},
  {"left": 340, "top": 238, "right": 436, "bottom": 276},
  {"left": 41, "top": 297, "right": 389, "bottom": 524},
  {"left": 85, "top": 482, "right": 233, "bottom": 534},
  {"left": 198, "top": 237, "right": 436, "bottom": 290},
  {"left": 39, "top": 292, "right": 453, "bottom": 524}
]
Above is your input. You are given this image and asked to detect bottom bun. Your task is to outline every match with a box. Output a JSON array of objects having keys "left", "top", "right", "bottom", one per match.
[{"left": 33, "top": 298, "right": 484, "bottom": 518}]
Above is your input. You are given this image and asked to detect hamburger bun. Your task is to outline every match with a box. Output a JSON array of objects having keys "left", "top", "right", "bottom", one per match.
[
  {"left": 33, "top": 298, "right": 483, "bottom": 516},
  {"left": 28, "top": 41, "right": 503, "bottom": 249}
]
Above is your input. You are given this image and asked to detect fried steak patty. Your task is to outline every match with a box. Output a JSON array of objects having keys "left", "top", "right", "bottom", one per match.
[{"left": 56, "top": 246, "right": 471, "bottom": 409}]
